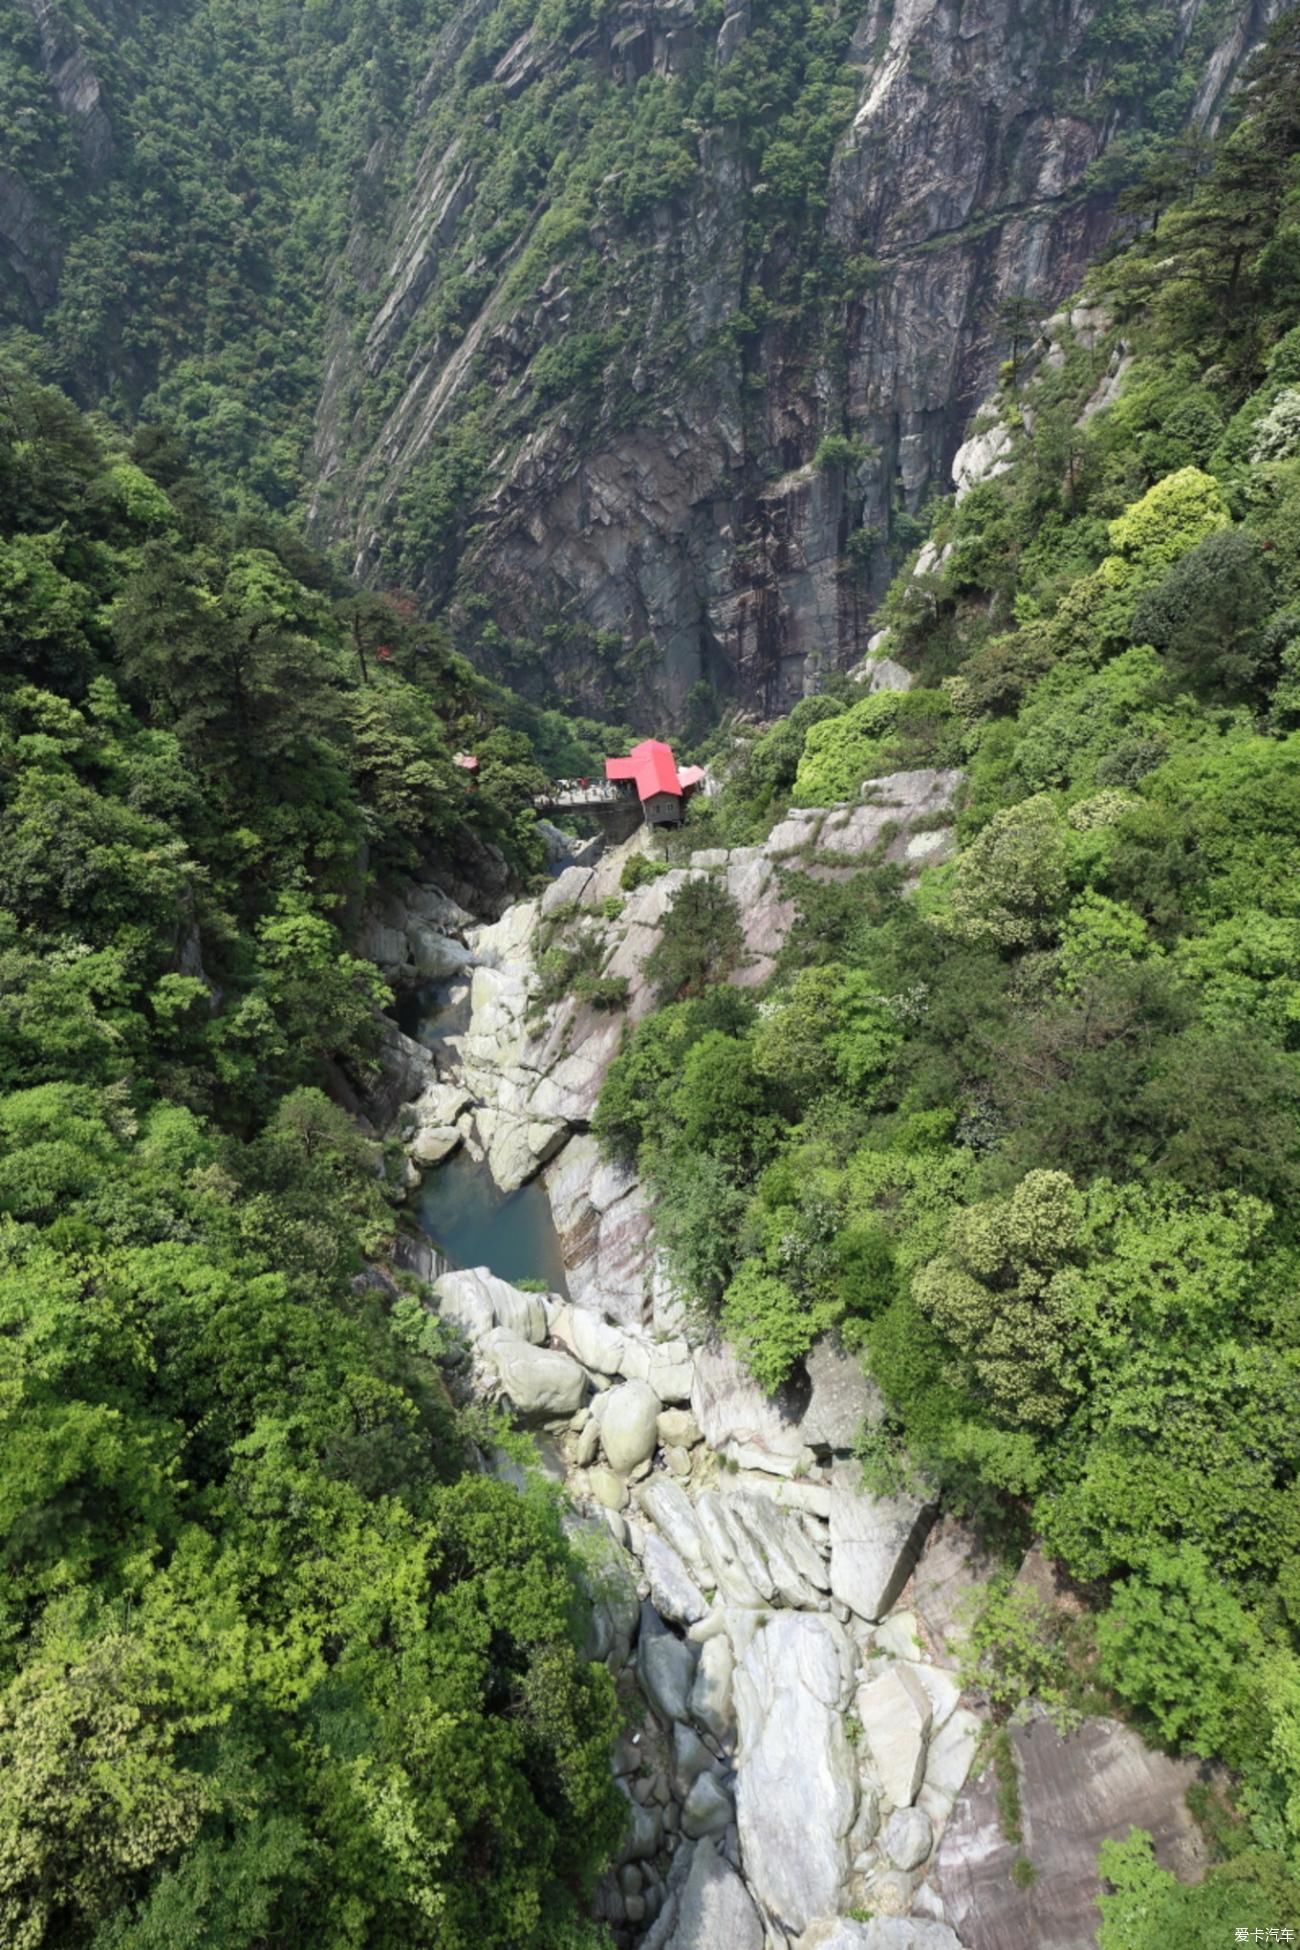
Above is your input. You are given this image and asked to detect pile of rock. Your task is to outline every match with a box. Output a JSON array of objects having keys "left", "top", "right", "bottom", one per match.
[
  {"left": 358, "top": 880, "right": 478, "bottom": 987},
  {"left": 427, "top": 1267, "right": 983, "bottom": 1948}
]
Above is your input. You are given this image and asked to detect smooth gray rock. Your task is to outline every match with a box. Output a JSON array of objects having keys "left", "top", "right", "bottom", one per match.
[
  {"left": 680, "top": 1770, "right": 733, "bottom": 1840},
  {"left": 859, "top": 1663, "right": 932, "bottom": 1809},
  {"left": 617, "top": 1789, "right": 663, "bottom": 1863},
  {"left": 409, "top": 922, "right": 476, "bottom": 980},
  {"left": 689, "top": 1631, "right": 735, "bottom": 1744},
  {"left": 671, "top": 1721, "right": 717, "bottom": 1797},
  {"left": 799, "top": 1922, "right": 964, "bottom": 1950},
  {"left": 884, "top": 1805, "right": 934, "bottom": 1870},
  {"left": 865, "top": 654, "right": 916, "bottom": 693},
  {"left": 638, "top": 1630, "right": 697, "bottom": 1726},
  {"left": 733, "top": 1613, "right": 859, "bottom": 1932},
  {"left": 433, "top": 1267, "right": 548, "bottom": 1344},
  {"left": 933, "top": 1712, "right": 1208, "bottom": 1950},
  {"left": 643, "top": 1532, "right": 707, "bottom": 1627},
  {"left": 482, "top": 1331, "right": 587, "bottom": 1418},
  {"left": 800, "top": 1338, "right": 885, "bottom": 1451},
  {"left": 658, "top": 1407, "right": 702, "bottom": 1448},
  {"left": 829, "top": 1462, "right": 935, "bottom": 1621},
  {"left": 690, "top": 1339, "right": 807, "bottom": 1472},
  {"left": 638, "top": 1476, "right": 715, "bottom": 1584},
  {"left": 666, "top": 1838, "right": 763, "bottom": 1950},
  {"left": 567, "top": 1306, "right": 626, "bottom": 1375},
  {"left": 602, "top": 1379, "right": 662, "bottom": 1472}
]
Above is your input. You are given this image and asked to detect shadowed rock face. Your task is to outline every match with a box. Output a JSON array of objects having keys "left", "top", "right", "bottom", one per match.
[
  {"left": 932, "top": 1712, "right": 1209, "bottom": 1950},
  {"left": 306, "top": 0, "right": 1274, "bottom": 722}
]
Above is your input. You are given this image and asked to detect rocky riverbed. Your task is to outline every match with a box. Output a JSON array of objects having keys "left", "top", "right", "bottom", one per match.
[{"left": 364, "top": 778, "right": 1210, "bottom": 1950}]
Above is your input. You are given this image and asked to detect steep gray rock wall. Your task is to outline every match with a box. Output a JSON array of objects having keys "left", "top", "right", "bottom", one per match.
[{"left": 308, "top": 0, "right": 1276, "bottom": 722}]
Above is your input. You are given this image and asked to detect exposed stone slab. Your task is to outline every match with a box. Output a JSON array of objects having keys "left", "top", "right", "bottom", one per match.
[
  {"left": 933, "top": 1712, "right": 1207, "bottom": 1950},
  {"left": 830, "top": 1463, "right": 935, "bottom": 1622},
  {"left": 799, "top": 1920, "right": 965, "bottom": 1950},
  {"left": 481, "top": 1330, "right": 587, "bottom": 1418},
  {"left": 637, "top": 1475, "right": 716, "bottom": 1585},
  {"left": 433, "top": 1267, "right": 548, "bottom": 1344},
  {"left": 545, "top": 1135, "right": 655, "bottom": 1327},
  {"left": 722, "top": 1487, "right": 829, "bottom": 1605},
  {"left": 667, "top": 1838, "right": 763, "bottom": 1950},
  {"left": 733, "top": 1613, "right": 859, "bottom": 1933},
  {"left": 690, "top": 1340, "right": 809, "bottom": 1472},
  {"left": 642, "top": 1532, "right": 707, "bottom": 1627},
  {"left": 800, "top": 1338, "right": 885, "bottom": 1451},
  {"left": 858, "top": 1663, "right": 932, "bottom": 1809},
  {"left": 904, "top": 1514, "right": 1002, "bottom": 1665}
]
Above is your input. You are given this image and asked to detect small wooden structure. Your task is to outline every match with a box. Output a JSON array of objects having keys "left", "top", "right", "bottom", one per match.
[{"left": 534, "top": 739, "right": 703, "bottom": 833}]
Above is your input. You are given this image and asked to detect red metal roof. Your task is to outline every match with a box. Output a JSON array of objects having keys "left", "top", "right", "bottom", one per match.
[
  {"left": 677, "top": 764, "right": 705, "bottom": 790},
  {"left": 605, "top": 739, "right": 682, "bottom": 802},
  {"left": 453, "top": 753, "right": 480, "bottom": 771}
]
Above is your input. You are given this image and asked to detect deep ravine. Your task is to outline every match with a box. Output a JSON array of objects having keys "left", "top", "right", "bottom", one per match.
[{"left": 366, "top": 800, "right": 1205, "bottom": 1950}]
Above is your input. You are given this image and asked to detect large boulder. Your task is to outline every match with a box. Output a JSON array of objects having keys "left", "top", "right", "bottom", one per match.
[
  {"left": 858, "top": 1664, "right": 933, "bottom": 1809},
  {"left": 667, "top": 1838, "right": 763, "bottom": 1950},
  {"left": 434, "top": 1268, "right": 547, "bottom": 1345},
  {"left": 829, "top": 1463, "right": 935, "bottom": 1621},
  {"left": 933, "top": 1712, "right": 1208, "bottom": 1950},
  {"left": 799, "top": 1338, "right": 884, "bottom": 1451},
  {"left": 680, "top": 1770, "right": 733, "bottom": 1839},
  {"left": 690, "top": 1340, "right": 808, "bottom": 1473},
  {"left": 638, "top": 1627, "right": 698, "bottom": 1726},
  {"left": 481, "top": 1332, "right": 587, "bottom": 1418},
  {"left": 883, "top": 1805, "right": 934, "bottom": 1871},
  {"left": 408, "top": 923, "right": 476, "bottom": 981},
  {"left": 642, "top": 1533, "right": 707, "bottom": 1627},
  {"left": 601, "top": 1379, "right": 662, "bottom": 1473},
  {"left": 733, "top": 1613, "right": 859, "bottom": 1933},
  {"left": 689, "top": 1633, "right": 735, "bottom": 1743},
  {"left": 566, "top": 1306, "right": 627, "bottom": 1375}
]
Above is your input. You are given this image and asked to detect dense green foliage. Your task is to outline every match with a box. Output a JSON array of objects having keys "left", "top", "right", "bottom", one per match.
[
  {"left": 0, "top": 373, "right": 621, "bottom": 1948},
  {"left": 596, "top": 10, "right": 1300, "bottom": 1919}
]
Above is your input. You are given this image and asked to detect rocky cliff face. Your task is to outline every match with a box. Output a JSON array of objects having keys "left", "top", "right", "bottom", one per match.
[
  {"left": 309, "top": 0, "right": 1276, "bottom": 723},
  {"left": 2, "top": 0, "right": 1276, "bottom": 722}
]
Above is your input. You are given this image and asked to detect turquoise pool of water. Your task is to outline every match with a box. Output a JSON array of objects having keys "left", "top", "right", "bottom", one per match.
[{"left": 417, "top": 1147, "right": 570, "bottom": 1296}]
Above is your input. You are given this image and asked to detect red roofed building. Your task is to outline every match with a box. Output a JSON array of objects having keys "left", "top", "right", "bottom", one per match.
[{"left": 605, "top": 739, "right": 685, "bottom": 827}]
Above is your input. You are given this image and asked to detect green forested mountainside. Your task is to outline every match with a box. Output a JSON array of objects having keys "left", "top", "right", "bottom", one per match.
[
  {"left": 595, "top": 13, "right": 1300, "bottom": 1938},
  {"left": 1, "top": 0, "right": 436, "bottom": 512},
  {"left": 0, "top": 0, "right": 1268, "bottom": 722},
  {"left": 0, "top": 384, "right": 622, "bottom": 1948}
]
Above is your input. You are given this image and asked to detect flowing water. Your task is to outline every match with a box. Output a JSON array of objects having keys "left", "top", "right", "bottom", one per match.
[{"left": 403, "top": 975, "right": 571, "bottom": 1296}]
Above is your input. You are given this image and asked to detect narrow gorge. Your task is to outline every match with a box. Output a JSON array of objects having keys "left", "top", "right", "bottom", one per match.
[{"left": 363, "top": 769, "right": 1207, "bottom": 1950}]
